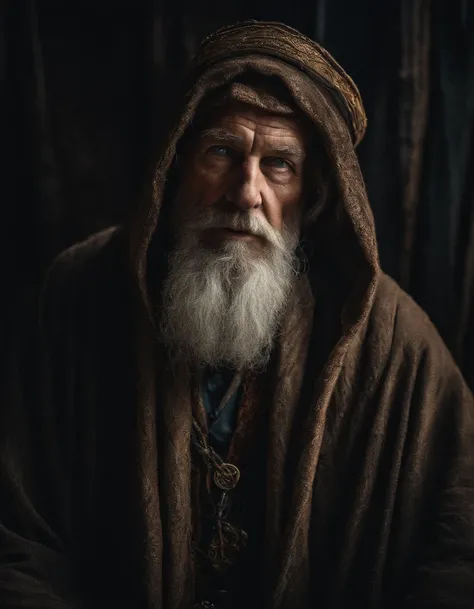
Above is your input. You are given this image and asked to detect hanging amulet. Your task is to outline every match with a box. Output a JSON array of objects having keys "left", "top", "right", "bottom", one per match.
[
  {"left": 207, "top": 521, "right": 248, "bottom": 572},
  {"left": 213, "top": 462, "right": 240, "bottom": 490}
]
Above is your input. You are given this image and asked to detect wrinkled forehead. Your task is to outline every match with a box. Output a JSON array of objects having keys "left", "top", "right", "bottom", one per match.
[
  {"left": 201, "top": 102, "right": 310, "bottom": 147},
  {"left": 187, "top": 77, "right": 314, "bottom": 153}
]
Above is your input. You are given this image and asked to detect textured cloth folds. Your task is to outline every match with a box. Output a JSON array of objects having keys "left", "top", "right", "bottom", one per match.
[
  {"left": 0, "top": 19, "right": 473, "bottom": 609},
  {"left": 191, "top": 21, "right": 367, "bottom": 146}
]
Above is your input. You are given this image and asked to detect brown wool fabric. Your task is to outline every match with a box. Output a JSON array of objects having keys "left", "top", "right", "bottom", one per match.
[
  {"left": 201, "top": 79, "right": 297, "bottom": 117},
  {"left": 1, "top": 19, "right": 473, "bottom": 609},
  {"left": 189, "top": 21, "right": 367, "bottom": 146}
]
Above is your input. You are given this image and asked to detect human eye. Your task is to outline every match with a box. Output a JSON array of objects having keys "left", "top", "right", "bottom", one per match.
[
  {"left": 206, "top": 144, "right": 231, "bottom": 157},
  {"left": 263, "top": 157, "right": 294, "bottom": 172}
]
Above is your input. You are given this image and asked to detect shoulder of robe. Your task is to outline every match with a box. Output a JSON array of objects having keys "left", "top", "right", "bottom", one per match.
[
  {"left": 39, "top": 226, "right": 124, "bottom": 321},
  {"left": 371, "top": 272, "right": 440, "bottom": 342},
  {"left": 48, "top": 226, "right": 121, "bottom": 278},
  {"left": 365, "top": 272, "right": 469, "bottom": 396},
  {"left": 42, "top": 226, "right": 122, "bottom": 292}
]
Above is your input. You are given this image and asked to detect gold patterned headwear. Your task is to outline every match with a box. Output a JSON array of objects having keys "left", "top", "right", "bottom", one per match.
[{"left": 189, "top": 21, "right": 367, "bottom": 147}]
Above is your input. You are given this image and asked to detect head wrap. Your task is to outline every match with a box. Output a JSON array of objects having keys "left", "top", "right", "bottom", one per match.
[
  {"left": 199, "top": 79, "right": 296, "bottom": 117},
  {"left": 188, "top": 21, "right": 367, "bottom": 146}
]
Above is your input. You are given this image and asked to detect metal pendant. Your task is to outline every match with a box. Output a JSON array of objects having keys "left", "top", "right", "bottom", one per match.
[
  {"left": 207, "top": 520, "right": 248, "bottom": 573},
  {"left": 213, "top": 463, "right": 240, "bottom": 491}
]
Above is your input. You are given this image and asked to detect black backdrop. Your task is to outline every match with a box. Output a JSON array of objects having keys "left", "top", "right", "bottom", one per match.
[{"left": 2, "top": 0, "right": 474, "bottom": 388}]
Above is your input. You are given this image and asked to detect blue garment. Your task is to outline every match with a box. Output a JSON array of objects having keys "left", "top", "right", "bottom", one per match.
[{"left": 201, "top": 368, "right": 243, "bottom": 456}]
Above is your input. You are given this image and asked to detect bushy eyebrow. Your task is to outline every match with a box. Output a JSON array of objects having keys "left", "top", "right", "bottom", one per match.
[
  {"left": 200, "top": 127, "right": 244, "bottom": 145},
  {"left": 199, "top": 127, "right": 306, "bottom": 163},
  {"left": 268, "top": 144, "right": 306, "bottom": 163}
]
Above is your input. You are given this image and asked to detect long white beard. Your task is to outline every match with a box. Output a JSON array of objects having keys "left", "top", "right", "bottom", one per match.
[{"left": 160, "top": 209, "right": 298, "bottom": 370}]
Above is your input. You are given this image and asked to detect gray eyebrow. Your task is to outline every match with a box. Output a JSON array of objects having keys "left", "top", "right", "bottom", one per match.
[
  {"left": 268, "top": 144, "right": 306, "bottom": 162},
  {"left": 199, "top": 127, "right": 306, "bottom": 162},
  {"left": 200, "top": 128, "right": 244, "bottom": 144}
]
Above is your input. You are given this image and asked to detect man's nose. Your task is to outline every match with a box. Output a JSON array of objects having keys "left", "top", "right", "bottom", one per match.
[{"left": 225, "top": 164, "right": 263, "bottom": 210}]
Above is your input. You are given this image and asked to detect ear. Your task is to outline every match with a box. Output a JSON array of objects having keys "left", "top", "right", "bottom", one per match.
[{"left": 302, "top": 178, "right": 332, "bottom": 230}]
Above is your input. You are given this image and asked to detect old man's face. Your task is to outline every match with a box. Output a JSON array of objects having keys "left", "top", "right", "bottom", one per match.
[
  {"left": 160, "top": 103, "right": 309, "bottom": 370},
  {"left": 175, "top": 104, "right": 307, "bottom": 250}
]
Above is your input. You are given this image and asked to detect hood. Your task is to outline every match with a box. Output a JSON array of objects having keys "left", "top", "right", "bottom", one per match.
[
  {"left": 127, "top": 20, "right": 381, "bottom": 346},
  {"left": 119, "top": 22, "right": 383, "bottom": 609}
]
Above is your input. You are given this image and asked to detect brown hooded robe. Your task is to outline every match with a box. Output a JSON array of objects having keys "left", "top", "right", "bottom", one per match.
[{"left": 1, "top": 21, "right": 473, "bottom": 609}]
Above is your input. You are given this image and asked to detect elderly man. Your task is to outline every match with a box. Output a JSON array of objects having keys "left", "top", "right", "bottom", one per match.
[{"left": 1, "top": 20, "right": 473, "bottom": 609}]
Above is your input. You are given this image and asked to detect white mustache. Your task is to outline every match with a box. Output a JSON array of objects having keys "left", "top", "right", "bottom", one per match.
[{"left": 186, "top": 210, "right": 286, "bottom": 249}]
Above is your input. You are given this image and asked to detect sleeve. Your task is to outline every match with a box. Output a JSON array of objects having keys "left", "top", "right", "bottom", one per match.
[
  {"left": 399, "top": 358, "right": 474, "bottom": 608},
  {"left": 0, "top": 258, "right": 82, "bottom": 609}
]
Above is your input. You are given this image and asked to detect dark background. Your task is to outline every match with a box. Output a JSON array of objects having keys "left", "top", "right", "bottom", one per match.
[{"left": 2, "top": 0, "right": 474, "bottom": 387}]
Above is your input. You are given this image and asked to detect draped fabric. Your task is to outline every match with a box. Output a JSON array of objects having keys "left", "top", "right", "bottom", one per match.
[
  {"left": 0, "top": 9, "right": 473, "bottom": 609},
  {"left": 2, "top": 0, "right": 474, "bottom": 385},
  {"left": 412, "top": 0, "right": 474, "bottom": 378}
]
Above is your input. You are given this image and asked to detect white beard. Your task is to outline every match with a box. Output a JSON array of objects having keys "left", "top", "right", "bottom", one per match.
[{"left": 160, "top": 208, "right": 298, "bottom": 371}]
